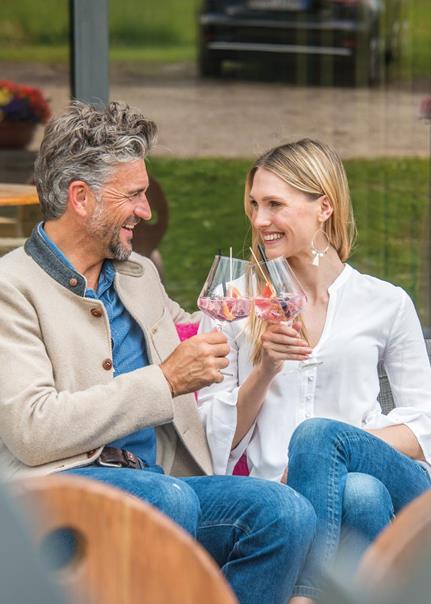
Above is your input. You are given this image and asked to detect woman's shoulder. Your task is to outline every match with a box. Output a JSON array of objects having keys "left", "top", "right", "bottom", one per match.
[{"left": 346, "top": 265, "right": 409, "bottom": 307}]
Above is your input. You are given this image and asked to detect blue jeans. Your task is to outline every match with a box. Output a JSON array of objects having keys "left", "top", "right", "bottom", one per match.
[
  {"left": 65, "top": 466, "right": 316, "bottom": 604},
  {"left": 287, "top": 418, "right": 431, "bottom": 599}
]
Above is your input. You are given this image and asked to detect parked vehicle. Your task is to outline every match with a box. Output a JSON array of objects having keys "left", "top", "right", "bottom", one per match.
[{"left": 198, "top": 0, "right": 403, "bottom": 84}]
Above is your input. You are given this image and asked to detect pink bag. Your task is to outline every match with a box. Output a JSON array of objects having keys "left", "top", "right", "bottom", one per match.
[{"left": 175, "top": 322, "right": 250, "bottom": 476}]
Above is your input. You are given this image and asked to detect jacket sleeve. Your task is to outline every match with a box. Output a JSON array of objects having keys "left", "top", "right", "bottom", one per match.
[
  {"left": 0, "top": 279, "right": 174, "bottom": 467},
  {"left": 374, "top": 289, "right": 431, "bottom": 464}
]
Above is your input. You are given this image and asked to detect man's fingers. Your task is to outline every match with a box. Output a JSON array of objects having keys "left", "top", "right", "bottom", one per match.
[{"left": 199, "top": 330, "right": 228, "bottom": 344}]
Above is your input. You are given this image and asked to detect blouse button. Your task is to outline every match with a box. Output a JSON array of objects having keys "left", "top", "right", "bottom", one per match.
[
  {"left": 306, "top": 394, "right": 312, "bottom": 401},
  {"left": 69, "top": 277, "right": 78, "bottom": 287},
  {"left": 102, "top": 359, "right": 113, "bottom": 371},
  {"left": 308, "top": 375, "right": 314, "bottom": 382},
  {"left": 91, "top": 308, "right": 103, "bottom": 318}
]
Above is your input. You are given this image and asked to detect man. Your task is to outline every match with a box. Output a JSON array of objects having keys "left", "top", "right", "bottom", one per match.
[{"left": 0, "top": 101, "right": 315, "bottom": 604}]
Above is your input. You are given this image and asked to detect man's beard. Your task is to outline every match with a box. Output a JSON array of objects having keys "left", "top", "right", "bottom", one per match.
[
  {"left": 88, "top": 206, "right": 133, "bottom": 262},
  {"left": 108, "top": 228, "right": 132, "bottom": 262}
]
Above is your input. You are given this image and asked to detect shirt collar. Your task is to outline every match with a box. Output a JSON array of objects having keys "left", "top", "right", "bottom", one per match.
[
  {"left": 25, "top": 224, "right": 146, "bottom": 294},
  {"left": 37, "top": 222, "right": 116, "bottom": 297},
  {"left": 327, "top": 263, "right": 352, "bottom": 294}
]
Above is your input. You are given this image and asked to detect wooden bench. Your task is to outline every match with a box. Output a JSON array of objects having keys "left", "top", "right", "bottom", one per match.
[{"left": 13, "top": 474, "right": 237, "bottom": 604}]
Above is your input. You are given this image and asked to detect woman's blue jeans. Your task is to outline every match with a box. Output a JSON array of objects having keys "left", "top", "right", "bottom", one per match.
[
  {"left": 65, "top": 466, "right": 316, "bottom": 604},
  {"left": 287, "top": 418, "right": 431, "bottom": 599}
]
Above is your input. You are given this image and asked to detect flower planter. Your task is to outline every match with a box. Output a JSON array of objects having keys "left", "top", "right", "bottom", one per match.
[{"left": 0, "top": 121, "right": 37, "bottom": 150}]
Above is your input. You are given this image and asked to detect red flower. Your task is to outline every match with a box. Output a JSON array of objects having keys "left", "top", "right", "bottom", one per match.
[{"left": 0, "top": 80, "right": 51, "bottom": 124}]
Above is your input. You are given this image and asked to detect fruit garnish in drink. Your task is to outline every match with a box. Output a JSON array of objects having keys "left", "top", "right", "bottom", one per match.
[
  {"left": 254, "top": 292, "right": 306, "bottom": 322},
  {"left": 261, "top": 282, "right": 275, "bottom": 298},
  {"left": 227, "top": 285, "right": 242, "bottom": 298},
  {"left": 198, "top": 295, "right": 251, "bottom": 322}
]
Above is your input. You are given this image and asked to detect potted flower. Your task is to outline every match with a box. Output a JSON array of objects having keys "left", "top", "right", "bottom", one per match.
[{"left": 0, "top": 80, "right": 51, "bottom": 149}]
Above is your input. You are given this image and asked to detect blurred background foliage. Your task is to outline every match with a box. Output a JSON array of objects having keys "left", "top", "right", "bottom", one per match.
[
  {"left": 0, "top": 0, "right": 429, "bottom": 80},
  {"left": 149, "top": 157, "right": 428, "bottom": 311},
  {"left": 0, "top": 1, "right": 429, "bottom": 314}
]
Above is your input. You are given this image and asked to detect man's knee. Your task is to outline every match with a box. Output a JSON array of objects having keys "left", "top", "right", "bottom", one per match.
[
  {"left": 138, "top": 475, "right": 201, "bottom": 535},
  {"left": 251, "top": 481, "right": 316, "bottom": 547}
]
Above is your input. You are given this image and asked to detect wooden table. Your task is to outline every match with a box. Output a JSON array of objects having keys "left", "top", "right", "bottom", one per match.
[{"left": 0, "top": 183, "right": 39, "bottom": 207}]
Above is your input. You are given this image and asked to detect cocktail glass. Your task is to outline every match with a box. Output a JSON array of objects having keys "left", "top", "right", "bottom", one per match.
[
  {"left": 252, "top": 256, "right": 307, "bottom": 324},
  {"left": 198, "top": 256, "right": 252, "bottom": 329}
]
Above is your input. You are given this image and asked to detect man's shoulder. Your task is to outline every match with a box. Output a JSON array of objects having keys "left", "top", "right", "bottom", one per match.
[
  {"left": 116, "top": 252, "right": 161, "bottom": 283},
  {"left": 0, "top": 245, "right": 32, "bottom": 280}
]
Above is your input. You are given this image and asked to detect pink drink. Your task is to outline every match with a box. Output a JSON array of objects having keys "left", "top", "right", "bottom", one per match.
[
  {"left": 198, "top": 296, "right": 251, "bottom": 322},
  {"left": 254, "top": 292, "right": 306, "bottom": 322}
]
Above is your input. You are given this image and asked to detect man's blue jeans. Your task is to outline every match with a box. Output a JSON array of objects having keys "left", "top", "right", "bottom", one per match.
[
  {"left": 287, "top": 418, "right": 431, "bottom": 599},
  {"left": 66, "top": 466, "right": 316, "bottom": 604}
]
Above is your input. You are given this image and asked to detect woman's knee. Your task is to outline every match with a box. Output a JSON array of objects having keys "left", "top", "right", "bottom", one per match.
[
  {"left": 289, "top": 417, "right": 358, "bottom": 457},
  {"left": 343, "top": 473, "right": 393, "bottom": 539}
]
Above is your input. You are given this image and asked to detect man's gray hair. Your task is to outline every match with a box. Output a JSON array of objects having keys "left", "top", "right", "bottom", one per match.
[{"left": 34, "top": 100, "right": 158, "bottom": 220}]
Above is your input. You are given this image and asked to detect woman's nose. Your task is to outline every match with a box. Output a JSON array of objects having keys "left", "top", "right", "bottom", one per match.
[{"left": 252, "top": 207, "right": 271, "bottom": 228}]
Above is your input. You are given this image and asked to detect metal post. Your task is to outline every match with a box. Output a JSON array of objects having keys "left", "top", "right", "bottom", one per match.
[{"left": 69, "top": 0, "right": 109, "bottom": 106}]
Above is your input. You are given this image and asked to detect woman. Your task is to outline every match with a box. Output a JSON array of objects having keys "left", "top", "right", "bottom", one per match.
[{"left": 198, "top": 139, "right": 431, "bottom": 603}]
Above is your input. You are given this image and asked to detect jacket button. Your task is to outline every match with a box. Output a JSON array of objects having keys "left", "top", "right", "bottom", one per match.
[
  {"left": 69, "top": 277, "right": 78, "bottom": 287},
  {"left": 91, "top": 308, "right": 103, "bottom": 318},
  {"left": 102, "top": 359, "right": 113, "bottom": 370}
]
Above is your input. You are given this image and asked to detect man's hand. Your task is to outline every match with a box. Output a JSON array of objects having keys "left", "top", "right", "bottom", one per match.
[{"left": 160, "top": 330, "right": 229, "bottom": 397}]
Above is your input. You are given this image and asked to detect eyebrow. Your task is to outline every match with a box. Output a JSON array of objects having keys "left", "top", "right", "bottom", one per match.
[
  {"left": 249, "top": 194, "right": 286, "bottom": 202},
  {"left": 125, "top": 185, "right": 148, "bottom": 196}
]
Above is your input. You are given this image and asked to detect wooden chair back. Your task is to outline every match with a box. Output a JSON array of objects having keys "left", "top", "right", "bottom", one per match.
[
  {"left": 356, "top": 489, "right": 431, "bottom": 595},
  {"left": 13, "top": 474, "right": 237, "bottom": 604}
]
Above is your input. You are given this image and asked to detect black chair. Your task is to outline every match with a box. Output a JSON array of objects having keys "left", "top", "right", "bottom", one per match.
[{"left": 377, "top": 337, "right": 431, "bottom": 415}]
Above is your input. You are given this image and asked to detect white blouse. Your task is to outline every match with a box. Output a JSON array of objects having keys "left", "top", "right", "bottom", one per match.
[{"left": 197, "top": 265, "right": 431, "bottom": 481}]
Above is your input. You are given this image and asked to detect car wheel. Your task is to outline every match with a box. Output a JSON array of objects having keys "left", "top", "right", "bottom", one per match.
[{"left": 199, "top": 48, "right": 222, "bottom": 78}]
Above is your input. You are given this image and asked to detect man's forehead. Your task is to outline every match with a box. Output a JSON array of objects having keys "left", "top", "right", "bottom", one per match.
[{"left": 105, "top": 159, "right": 149, "bottom": 187}]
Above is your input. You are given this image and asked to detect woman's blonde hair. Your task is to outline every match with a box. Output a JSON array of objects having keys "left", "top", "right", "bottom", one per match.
[{"left": 244, "top": 138, "right": 356, "bottom": 364}]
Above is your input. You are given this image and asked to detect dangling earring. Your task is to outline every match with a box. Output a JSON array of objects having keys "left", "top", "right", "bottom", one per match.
[{"left": 311, "top": 228, "right": 330, "bottom": 267}]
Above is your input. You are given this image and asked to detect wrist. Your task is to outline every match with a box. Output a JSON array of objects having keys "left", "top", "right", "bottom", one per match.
[
  {"left": 160, "top": 364, "right": 177, "bottom": 398},
  {"left": 255, "top": 360, "right": 281, "bottom": 382}
]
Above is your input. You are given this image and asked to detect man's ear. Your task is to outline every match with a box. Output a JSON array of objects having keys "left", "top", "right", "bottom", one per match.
[
  {"left": 68, "top": 180, "right": 93, "bottom": 218},
  {"left": 317, "top": 195, "right": 333, "bottom": 224}
]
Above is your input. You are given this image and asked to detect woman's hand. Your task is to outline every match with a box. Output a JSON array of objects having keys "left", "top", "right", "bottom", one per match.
[{"left": 259, "top": 321, "right": 313, "bottom": 375}]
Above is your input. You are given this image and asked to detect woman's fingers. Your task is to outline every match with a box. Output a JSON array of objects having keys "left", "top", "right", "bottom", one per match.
[{"left": 263, "top": 342, "right": 312, "bottom": 355}]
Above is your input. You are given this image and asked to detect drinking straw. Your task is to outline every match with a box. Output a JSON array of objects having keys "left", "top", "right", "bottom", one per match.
[
  {"left": 257, "top": 243, "right": 279, "bottom": 288},
  {"left": 229, "top": 247, "right": 233, "bottom": 286},
  {"left": 249, "top": 247, "right": 270, "bottom": 284}
]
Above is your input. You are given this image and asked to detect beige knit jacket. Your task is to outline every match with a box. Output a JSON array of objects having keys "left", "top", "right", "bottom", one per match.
[{"left": 0, "top": 243, "right": 212, "bottom": 479}]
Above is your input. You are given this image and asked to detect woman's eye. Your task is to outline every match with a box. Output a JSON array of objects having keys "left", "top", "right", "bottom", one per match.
[{"left": 269, "top": 201, "right": 282, "bottom": 208}]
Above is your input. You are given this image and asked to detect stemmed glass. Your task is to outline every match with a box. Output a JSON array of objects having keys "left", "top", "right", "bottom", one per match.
[
  {"left": 252, "top": 256, "right": 307, "bottom": 324},
  {"left": 198, "top": 255, "right": 252, "bottom": 329}
]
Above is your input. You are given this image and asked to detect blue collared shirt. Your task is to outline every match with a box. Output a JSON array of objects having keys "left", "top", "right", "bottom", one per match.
[{"left": 37, "top": 224, "right": 157, "bottom": 465}]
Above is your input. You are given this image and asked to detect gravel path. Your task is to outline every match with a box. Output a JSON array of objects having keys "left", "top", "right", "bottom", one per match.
[{"left": 3, "top": 62, "right": 430, "bottom": 159}]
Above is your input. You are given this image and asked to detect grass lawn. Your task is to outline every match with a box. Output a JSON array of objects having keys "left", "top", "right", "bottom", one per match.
[
  {"left": 0, "top": 0, "right": 429, "bottom": 81},
  {"left": 148, "top": 157, "right": 429, "bottom": 318}
]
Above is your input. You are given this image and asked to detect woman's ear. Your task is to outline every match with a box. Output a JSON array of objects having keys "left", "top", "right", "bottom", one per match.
[
  {"left": 68, "top": 180, "right": 93, "bottom": 218},
  {"left": 317, "top": 195, "right": 333, "bottom": 224}
]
